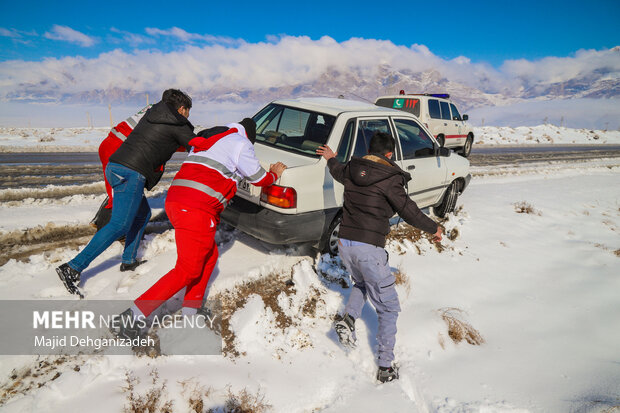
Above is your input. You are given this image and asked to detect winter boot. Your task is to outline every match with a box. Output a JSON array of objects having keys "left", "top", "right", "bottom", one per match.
[
  {"left": 334, "top": 313, "right": 356, "bottom": 348},
  {"left": 120, "top": 260, "right": 147, "bottom": 272},
  {"left": 110, "top": 308, "right": 147, "bottom": 340},
  {"left": 56, "top": 263, "right": 83, "bottom": 298},
  {"left": 377, "top": 365, "right": 399, "bottom": 383}
]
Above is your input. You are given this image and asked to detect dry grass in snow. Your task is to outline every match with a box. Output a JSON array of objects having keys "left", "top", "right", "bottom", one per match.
[
  {"left": 214, "top": 260, "right": 326, "bottom": 358},
  {"left": 513, "top": 201, "right": 542, "bottom": 216},
  {"left": 438, "top": 307, "right": 485, "bottom": 348}
]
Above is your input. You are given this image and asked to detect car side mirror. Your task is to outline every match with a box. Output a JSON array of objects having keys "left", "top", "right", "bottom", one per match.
[
  {"left": 462, "top": 114, "right": 469, "bottom": 121},
  {"left": 438, "top": 147, "right": 450, "bottom": 157}
]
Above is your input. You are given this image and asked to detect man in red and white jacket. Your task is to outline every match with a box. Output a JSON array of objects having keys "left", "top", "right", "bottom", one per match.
[
  {"left": 118, "top": 119, "right": 286, "bottom": 332},
  {"left": 91, "top": 105, "right": 152, "bottom": 229}
]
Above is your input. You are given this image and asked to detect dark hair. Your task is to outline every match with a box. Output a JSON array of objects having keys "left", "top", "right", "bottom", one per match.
[
  {"left": 239, "top": 118, "right": 257, "bottom": 144},
  {"left": 368, "top": 131, "right": 395, "bottom": 155},
  {"left": 162, "top": 89, "right": 192, "bottom": 110}
]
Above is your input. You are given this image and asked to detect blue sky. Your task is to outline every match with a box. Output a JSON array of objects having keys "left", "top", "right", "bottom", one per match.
[{"left": 1, "top": 0, "right": 619, "bottom": 66}]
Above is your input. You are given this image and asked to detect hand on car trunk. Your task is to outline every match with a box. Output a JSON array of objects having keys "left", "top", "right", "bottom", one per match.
[{"left": 270, "top": 162, "right": 287, "bottom": 178}]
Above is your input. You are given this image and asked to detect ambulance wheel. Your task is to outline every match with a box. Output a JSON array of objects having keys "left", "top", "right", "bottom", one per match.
[
  {"left": 437, "top": 134, "right": 445, "bottom": 148},
  {"left": 460, "top": 134, "right": 473, "bottom": 157}
]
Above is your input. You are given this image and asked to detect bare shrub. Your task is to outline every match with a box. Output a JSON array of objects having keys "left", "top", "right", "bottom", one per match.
[
  {"left": 179, "top": 379, "right": 213, "bottom": 413},
  {"left": 387, "top": 207, "right": 462, "bottom": 255},
  {"left": 221, "top": 387, "right": 271, "bottom": 413},
  {"left": 123, "top": 369, "right": 173, "bottom": 413},
  {"left": 514, "top": 201, "right": 542, "bottom": 216},
  {"left": 387, "top": 223, "right": 445, "bottom": 254},
  {"left": 438, "top": 307, "right": 485, "bottom": 346},
  {"left": 393, "top": 266, "right": 411, "bottom": 296},
  {"left": 0, "top": 355, "right": 85, "bottom": 406}
]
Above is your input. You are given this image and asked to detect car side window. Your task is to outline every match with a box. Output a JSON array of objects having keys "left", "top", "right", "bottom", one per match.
[
  {"left": 352, "top": 119, "right": 391, "bottom": 158},
  {"left": 440, "top": 101, "right": 451, "bottom": 120},
  {"left": 450, "top": 103, "right": 461, "bottom": 121},
  {"left": 428, "top": 99, "right": 441, "bottom": 119},
  {"left": 394, "top": 118, "right": 435, "bottom": 159},
  {"left": 336, "top": 120, "right": 354, "bottom": 162}
]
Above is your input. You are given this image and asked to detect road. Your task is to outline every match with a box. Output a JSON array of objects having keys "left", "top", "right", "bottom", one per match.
[{"left": 2, "top": 146, "right": 619, "bottom": 192}]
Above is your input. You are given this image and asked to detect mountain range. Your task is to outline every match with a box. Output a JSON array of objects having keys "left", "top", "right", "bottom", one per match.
[{"left": 8, "top": 61, "right": 619, "bottom": 112}]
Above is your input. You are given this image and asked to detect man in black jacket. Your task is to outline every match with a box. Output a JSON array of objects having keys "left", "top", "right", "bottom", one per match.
[
  {"left": 317, "top": 131, "right": 442, "bottom": 383},
  {"left": 56, "top": 89, "right": 218, "bottom": 297}
]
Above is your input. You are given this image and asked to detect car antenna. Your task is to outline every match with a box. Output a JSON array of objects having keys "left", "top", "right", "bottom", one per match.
[{"left": 343, "top": 92, "right": 373, "bottom": 103}]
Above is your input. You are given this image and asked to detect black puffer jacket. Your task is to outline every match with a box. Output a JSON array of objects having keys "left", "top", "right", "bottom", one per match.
[
  {"left": 109, "top": 101, "right": 196, "bottom": 190},
  {"left": 327, "top": 154, "right": 438, "bottom": 248}
]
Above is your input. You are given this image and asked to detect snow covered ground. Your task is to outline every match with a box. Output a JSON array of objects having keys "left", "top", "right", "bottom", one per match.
[
  {"left": 1, "top": 124, "right": 619, "bottom": 152},
  {"left": 474, "top": 125, "right": 620, "bottom": 146},
  {"left": 0, "top": 153, "right": 618, "bottom": 412}
]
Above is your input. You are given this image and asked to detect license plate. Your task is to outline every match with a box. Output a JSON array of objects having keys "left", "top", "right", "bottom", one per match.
[{"left": 238, "top": 179, "right": 251, "bottom": 194}]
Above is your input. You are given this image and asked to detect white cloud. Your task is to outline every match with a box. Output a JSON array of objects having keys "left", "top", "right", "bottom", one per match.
[
  {"left": 501, "top": 47, "right": 620, "bottom": 85},
  {"left": 43, "top": 25, "right": 96, "bottom": 47},
  {"left": 0, "top": 28, "right": 22, "bottom": 38},
  {"left": 109, "top": 27, "right": 154, "bottom": 47},
  {"left": 145, "top": 27, "right": 240, "bottom": 46},
  {"left": 0, "top": 36, "right": 617, "bottom": 103},
  {"left": 0, "top": 27, "right": 37, "bottom": 39}
]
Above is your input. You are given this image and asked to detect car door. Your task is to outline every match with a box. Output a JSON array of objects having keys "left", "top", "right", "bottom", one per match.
[
  {"left": 426, "top": 98, "right": 444, "bottom": 139},
  {"left": 449, "top": 103, "right": 466, "bottom": 145},
  {"left": 439, "top": 100, "right": 457, "bottom": 146},
  {"left": 326, "top": 117, "right": 395, "bottom": 206},
  {"left": 391, "top": 117, "right": 448, "bottom": 207}
]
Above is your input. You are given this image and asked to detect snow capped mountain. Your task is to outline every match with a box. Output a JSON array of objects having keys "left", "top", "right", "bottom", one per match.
[{"left": 4, "top": 62, "right": 618, "bottom": 112}]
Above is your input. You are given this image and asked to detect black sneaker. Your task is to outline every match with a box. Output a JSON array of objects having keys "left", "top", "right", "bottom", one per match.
[
  {"left": 56, "top": 263, "right": 83, "bottom": 298},
  {"left": 377, "top": 365, "right": 399, "bottom": 383},
  {"left": 119, "top": 260, "right": 147, "bottom": 272},
  {"left": 111, "top": 308, "right": 146, "bottom": 340},
  {"left": 334, "top": 313, "right": 356, "bottom": 348}
]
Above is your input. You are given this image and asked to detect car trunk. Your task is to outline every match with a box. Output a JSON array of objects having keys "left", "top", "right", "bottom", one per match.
[{"left": 254, "top": 143, "right": 320, "bottom": 169}]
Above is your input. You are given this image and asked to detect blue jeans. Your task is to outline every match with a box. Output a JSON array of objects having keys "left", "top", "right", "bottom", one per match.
[
  {"left": 69, "top": 162, "right": 152, "bottom": 272},
  {"left": 339, "top": 239, "right": 401, "bottom": 368}
]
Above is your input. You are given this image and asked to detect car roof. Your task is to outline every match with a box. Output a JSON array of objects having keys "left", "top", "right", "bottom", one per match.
[
  {"left": 272, "top": 97, "right": 400, "bottom": 117},
  {"left": 376, "top": 94, "right": 452, "bottom": 102}
]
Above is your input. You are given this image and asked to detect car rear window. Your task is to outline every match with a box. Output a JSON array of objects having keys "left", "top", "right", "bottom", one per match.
[
  {"left": 376, "top": 98, "right": 420, "bottom": 117},
  {"left": 428, "top": 99, "right": 441, "bottom": 119},
  {"left": 440, "top": 101, "right": 451, "bottom": 120},
  {"left": 253, "top": 104, "right": 336, "bottom": 157}
]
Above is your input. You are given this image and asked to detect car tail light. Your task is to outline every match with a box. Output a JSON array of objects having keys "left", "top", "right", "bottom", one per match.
[{"left": 261, "top": 185, "right": 297, "bottom": 208}]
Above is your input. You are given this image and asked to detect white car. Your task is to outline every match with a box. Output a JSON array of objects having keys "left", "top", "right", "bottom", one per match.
[
  {"left": 221, "top": 97, "right": 471, "bottom": 254},
  {"left": 375, "top": 92, "right": 474, "bottom": 157}
]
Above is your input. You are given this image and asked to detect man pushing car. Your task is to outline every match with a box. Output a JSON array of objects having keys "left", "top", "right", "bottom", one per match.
[{"left": 316, "top": 131, "right": 442, "bottom": 383}]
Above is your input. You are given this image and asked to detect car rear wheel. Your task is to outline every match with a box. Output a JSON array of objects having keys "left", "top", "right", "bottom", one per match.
[
  {"left": 321, "top": 214, "right": 342, "bottom": 256},
  {"left": 460, "top": 134, "right": 473, "bottom": 157},
  {"left": 436, "top": 134, "right": 445, "bottom": 147},
  {"left": 434, "top": 181, "right": 458, "bottom": 218}
]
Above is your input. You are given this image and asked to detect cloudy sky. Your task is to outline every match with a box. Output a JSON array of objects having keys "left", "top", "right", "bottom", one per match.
[
  {"left": 0, "top": 0, "right": 618, "bottom": 127},
  {"left": 2, "top": 0, "right": 618, "bottom": 64}
]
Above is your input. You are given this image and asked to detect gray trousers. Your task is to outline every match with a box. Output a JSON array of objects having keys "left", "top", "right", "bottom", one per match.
[{"left": 339, "top": 242, "right": 401, "bottom": 368}]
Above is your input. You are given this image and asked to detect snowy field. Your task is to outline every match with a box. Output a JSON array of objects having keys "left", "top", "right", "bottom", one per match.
[
  {"left": 1, "top": 124, "right": 620, "bottom": 152},
  {"left": 0, "top": 152, "right": 618, "bottom": 412}
]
